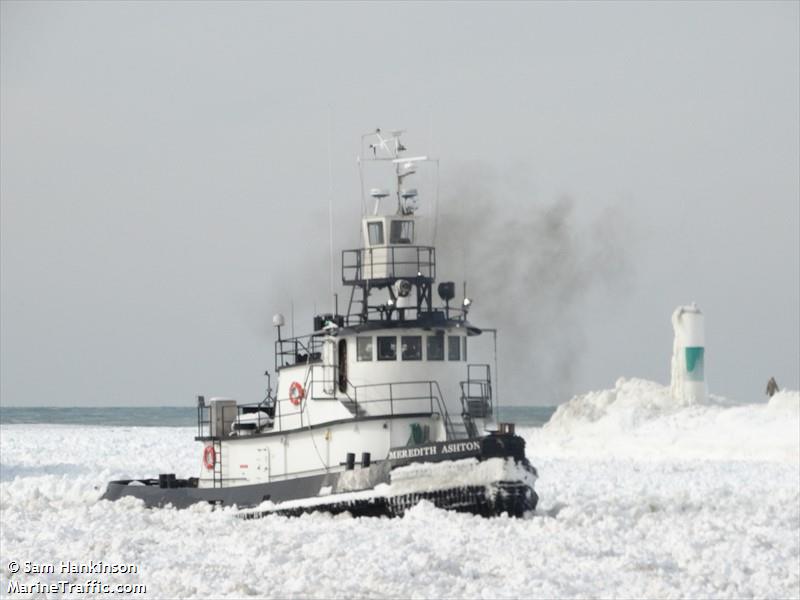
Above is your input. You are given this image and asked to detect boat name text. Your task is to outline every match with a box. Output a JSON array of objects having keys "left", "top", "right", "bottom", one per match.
[{"left": 388, "top": 440, "right": 480, "bottom": 461}]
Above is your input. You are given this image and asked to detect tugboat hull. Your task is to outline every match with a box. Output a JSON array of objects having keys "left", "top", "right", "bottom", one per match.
[{"left": 101, "top": 432, "right": 538, "bottom": 518}]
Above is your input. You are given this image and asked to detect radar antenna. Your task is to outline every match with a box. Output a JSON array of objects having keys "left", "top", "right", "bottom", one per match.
[{"left": 359, "top": 129, "right": 429, "bottom": 215}]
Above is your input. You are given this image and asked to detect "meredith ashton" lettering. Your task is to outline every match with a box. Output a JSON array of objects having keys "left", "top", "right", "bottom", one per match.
[{"left": 387, "top": 440, "right": 480, "bottom": 461}]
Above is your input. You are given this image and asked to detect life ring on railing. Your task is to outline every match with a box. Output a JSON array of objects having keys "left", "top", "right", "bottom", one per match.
[
  {"left": 289, "top": 381, "right": 305, "bottom": 406},
  {"left": 202, "top": 445, "right": 216, "bottom": 470}
]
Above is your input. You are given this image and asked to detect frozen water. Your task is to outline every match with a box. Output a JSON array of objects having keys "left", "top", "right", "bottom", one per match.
[
  {"left": 1, "top": 380, "right": 798, "bottom": 599},
  {"left": 532, "top": 378, "right": 800, "bottom": 463}
]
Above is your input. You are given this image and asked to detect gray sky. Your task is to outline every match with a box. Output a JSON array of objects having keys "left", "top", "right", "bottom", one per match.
[{"left": 2, "top": 1, "right": 798, "bottom": 407}]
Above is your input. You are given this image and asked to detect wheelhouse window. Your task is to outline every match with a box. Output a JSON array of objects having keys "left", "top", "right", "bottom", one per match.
[
  {"left": 463, "top": 337, "right": 468, "bottom": 361},
  {"left": 427, "top": 333, "right": 444, "bottom": 361},
  {"left": 401, "top": 336, "right": 422, "bottom": 360},
  {"left": 357, "top": 337, "right": 373, "bottom": 361},
  {"left": 389, "top": 220, "right": 414, "bottom": 244},
  {"left": 377, "top": 336, "right": 397, "bottom": 361},
  {"left": 448, "top": 335, "right": 461, "bottom": 361},
  {"left": 367, "top": 221, "right": 384, "bottom": 245}
]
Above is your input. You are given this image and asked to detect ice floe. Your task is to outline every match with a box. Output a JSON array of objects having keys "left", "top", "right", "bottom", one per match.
[{"left": 1, "top": 379, "right": 798, "bottom": 598}]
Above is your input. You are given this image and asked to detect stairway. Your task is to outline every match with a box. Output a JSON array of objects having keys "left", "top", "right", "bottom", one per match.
[
  {"left": 449, "top": 417, "right": 476, "bottom": 440},
  {"left": 466, "top": 398, "right": 490, "bottom": 418}
]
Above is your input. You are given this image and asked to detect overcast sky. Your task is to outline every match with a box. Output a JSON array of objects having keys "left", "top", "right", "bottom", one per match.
[{"left": 2, "top": 1, "right": 798, "bottom": 407}]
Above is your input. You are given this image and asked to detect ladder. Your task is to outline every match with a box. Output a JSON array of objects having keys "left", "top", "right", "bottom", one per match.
[
  {"left": 213, "top": 439, "right": 223, "bottom": 488},
  {"left": 346, "top": 284, "right": 370, "bottom": 324}
]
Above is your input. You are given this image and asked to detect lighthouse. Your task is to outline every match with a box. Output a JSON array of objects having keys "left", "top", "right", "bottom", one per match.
[{"left": 670, "top": 303, "right": 707, "bottom": 404}]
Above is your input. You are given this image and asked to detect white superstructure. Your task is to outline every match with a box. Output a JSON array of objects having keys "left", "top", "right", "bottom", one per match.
[{"left": 195, "top": 130, "right": 496, "bottom": 490}]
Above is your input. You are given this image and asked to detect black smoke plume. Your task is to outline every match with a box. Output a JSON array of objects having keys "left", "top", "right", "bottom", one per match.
[{"left": 434, "top": 164, "right": 631, "bottom": 405}]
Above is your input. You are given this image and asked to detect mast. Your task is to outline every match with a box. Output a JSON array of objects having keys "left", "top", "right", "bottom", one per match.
[{"left": 340, "top": 129, "right": 445, "bottom": 325}]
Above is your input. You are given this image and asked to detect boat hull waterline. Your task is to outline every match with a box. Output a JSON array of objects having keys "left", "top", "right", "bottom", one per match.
[{"left": 101, "top": 432, "right": 538, "bottom": 518}]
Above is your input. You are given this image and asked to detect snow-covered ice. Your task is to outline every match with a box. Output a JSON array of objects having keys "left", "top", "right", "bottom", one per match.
[
  {"left": 531, "top": 378, "right": 800, "bottom": 463},
  {"left": 1, "top": 379, "right": 798, "bottom": 599}
]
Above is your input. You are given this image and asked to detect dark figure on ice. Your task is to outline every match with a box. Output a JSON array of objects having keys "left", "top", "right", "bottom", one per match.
[{"left": 766, "top": 376, "right": 779, "bottom": 398}]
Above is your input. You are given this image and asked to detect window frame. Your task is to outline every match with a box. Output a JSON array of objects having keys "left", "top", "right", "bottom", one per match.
[
  {"left": 427, "top": 333, "right": 444, "bottom": 361},
  {"left": 367, "top": 221, "right": 384, "bottom": 245},
  {"left": 389, "top": 220, "right": 414, "bottom": 244},
  {"left": 447, "top": 335, "right": 461, "bottom": 361},
  {"left": 377, "top": 335, "right": 397, "bottom": 361},
  {"left": 356, "top": 336, "right": 373, "bottom": 362},
  {"left": 401, "top": 335, "right": 423, "bottom": 361}
]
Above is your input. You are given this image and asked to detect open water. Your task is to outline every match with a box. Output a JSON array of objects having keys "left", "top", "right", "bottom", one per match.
[{"left": 0, "top": 405, "right": 557, "bottom": 427}]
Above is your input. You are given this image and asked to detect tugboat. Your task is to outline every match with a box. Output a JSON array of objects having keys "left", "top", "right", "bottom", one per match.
[{"left": 102, "top": 129, "right": 538, "bottom": 517}]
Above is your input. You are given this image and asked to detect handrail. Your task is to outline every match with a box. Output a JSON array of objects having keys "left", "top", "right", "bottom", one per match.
[
  {"left": 459, "top": 363, "right": 493, "bottom": 419},
  {"left": 293, "top": 366, "right": 458, "bottom": 439},
  {"left": 197, "top": 400, "right": 283, "bottom": 440},
  {"left": 274, "top": 335, "right": 325, "bottom": 371},
  {"left": 342, "top": 245, "right": 436, "bottom": 284},
  {"left": 348, "top": 379, "right": 457, "bottom": 439},
  {"left": 198, "top": 371, "right": 463, "bottom": 442},
  {"left": 342, "top": 305, "right": 472, "bottom": 326},
  {"left": 430, "top": 380, "right": 458, "bottom": 439}
]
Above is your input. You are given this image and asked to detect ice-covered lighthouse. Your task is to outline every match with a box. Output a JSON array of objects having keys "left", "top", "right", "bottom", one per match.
[{"left": 670, "top": 303, "right": 707, "bottom": 404}]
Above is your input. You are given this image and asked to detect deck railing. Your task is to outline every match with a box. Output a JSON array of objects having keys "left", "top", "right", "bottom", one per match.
[
  {"left": 197, "top": 369, "right": 460, "bottom": 441},
  {"left": 274, "top": 335, "right": 325, "bottom": 371},
  {"left": 341, "top": 245, "right": 435, "bottom": 284},
  {"left": 459, "top": 364, "right": 493, "bottom": 418}
]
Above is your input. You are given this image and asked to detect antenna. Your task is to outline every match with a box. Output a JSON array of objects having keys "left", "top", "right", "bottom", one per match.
[
  {"left": 327, "top": 107, "right": 335, "bottom": 308},
  {"left": 400, "top": 188, "right": 418, "bottom": 215},
  {"left": 358, "top": 155, "right": 366, "bottom": 217},
  {"left": 369, "top": 129, "right": 405, "bottom": 159},
  {"left": 359, "top": 129, "right": 436, "bottom": 218},
  {"left": 370, "top": 188, "right": 390, "bottom": 215}
]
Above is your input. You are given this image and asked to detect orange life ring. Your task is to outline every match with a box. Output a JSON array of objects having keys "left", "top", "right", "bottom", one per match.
[
  {"left": 289, "top": 381, "right": 305, "bottom": 406},
  {"left": 202, "top": 445, "right": 216, "bottom": 470}
]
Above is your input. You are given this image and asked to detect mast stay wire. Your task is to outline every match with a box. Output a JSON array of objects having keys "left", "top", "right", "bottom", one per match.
[
  {"left": 327, "top": 107, "right": 335, "bottom": 310},
  {"left": 432, "top": 160, "right": 440, "bottom": 246},
  {"left": 302, "top": 364, "right": 330, "bottom": 473},
  {"left": 429, "top": 110, "right": 439, "bottom": 245}
]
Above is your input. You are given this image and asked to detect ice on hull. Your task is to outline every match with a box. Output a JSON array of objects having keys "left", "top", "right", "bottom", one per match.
[
  {"left": 248, "top": 479, "right": 537, "bottom": 519},
  {"left": 102, "top": 473, "right": 329, "bottom": 510},
  {"left": 102, "top": 433, "right": 538, "bottom": 518}
]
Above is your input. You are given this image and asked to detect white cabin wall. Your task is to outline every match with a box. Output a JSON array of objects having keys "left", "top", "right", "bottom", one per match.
[
  {"left": 341, "top": 328, "right": 474, "bottom": 420},
  {"left": 198, "top": 415, "right": 443, "bottom": 487},
  {"left": 273, "top": 328, "right": 479, "bottom": 431},
  {"left": 273, "top": 363, "right": 354, "bottom": 430}
]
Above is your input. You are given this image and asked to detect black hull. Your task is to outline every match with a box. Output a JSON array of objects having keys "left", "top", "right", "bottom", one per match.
[
  {"left": 241, "top": 482, "right": 538, "bottom": 519},
  {"left": 102, "top": 473, "right": 330, "bottom": 510},
  {"left": 101, "top": 432, "right": 538, "bottom": 518}
]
